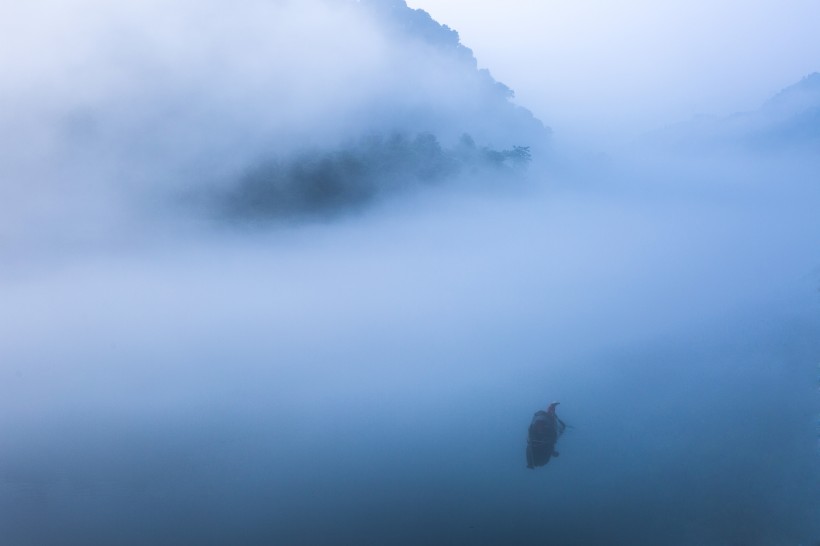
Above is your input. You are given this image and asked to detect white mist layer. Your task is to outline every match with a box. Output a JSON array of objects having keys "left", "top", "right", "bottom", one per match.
[{"left": 2, "top": 155, "right": 819, "bottom": 543}]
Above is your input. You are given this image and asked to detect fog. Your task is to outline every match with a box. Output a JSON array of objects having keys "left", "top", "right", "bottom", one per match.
[
  {"left": 0, "top": 0, "right": 544, "bottom": 254},
  {"left": 1, "top": 1, "right": 819, "bottom": 545}
]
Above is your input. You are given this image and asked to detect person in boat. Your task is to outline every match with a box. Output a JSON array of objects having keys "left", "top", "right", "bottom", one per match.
[{"left": 526, "top": 402, "right": 566, "bottom": 469}]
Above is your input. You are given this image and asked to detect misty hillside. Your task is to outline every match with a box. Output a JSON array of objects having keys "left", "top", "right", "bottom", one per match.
[
  {"left": 355, "top": 0, "right": 547, "bottom": 147},
  {"left": 223, "top": 133, "right": 532, "bottom": 220},
  {"left": 646, "top": 72, "right": 820, "bottom": 153},
  {"left": 0, "top": 0, "right": 550, "bottom": 234},
  {"left": 213, "top": 0, "right": 548, "bottom": 220}
]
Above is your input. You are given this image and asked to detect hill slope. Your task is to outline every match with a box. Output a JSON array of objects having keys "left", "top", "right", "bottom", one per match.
[{"left": 646, "top": 73, "right": 820, "bottom": 154}]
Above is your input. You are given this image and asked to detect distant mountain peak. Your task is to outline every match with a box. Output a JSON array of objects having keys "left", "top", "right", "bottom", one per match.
[
  {"left": 353, "top": 0, "right": 548, "bottom": 147},
  {"left": 644, "top": 72, "right": 820, "bottom": 153},
  {"left": 359, "top": 0, "right": 477, "bottom": 66},
  {"left": 763, "top": 71, "right": 820, "bottom": 114},
  {"left": 795, "top": 71, "right": 820, "bottom": 87}
]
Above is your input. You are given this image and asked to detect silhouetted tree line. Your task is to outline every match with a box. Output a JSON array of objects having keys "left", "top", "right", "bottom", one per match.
[{"left": 225, "top": 132, "right": 531, "bottom": 218}]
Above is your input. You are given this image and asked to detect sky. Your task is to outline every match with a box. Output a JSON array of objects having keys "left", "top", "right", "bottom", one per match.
[{"left": 406, "top": 0, "right": 820, "bottom": 138}]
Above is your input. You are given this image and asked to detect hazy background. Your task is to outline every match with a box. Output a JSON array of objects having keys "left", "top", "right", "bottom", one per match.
[
  {"left": 1, "top": 1, "right": 818, "bottom": 544},
  {"left": 408, "top": 0, "right": 820, "bottom": 141}
]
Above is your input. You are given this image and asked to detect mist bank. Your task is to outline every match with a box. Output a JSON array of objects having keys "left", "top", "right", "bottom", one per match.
[
  {"left": 2, "top": 73, "right": 819, "bottom": 538},
  {"left": 1, "top": 165, "right": 818, "bottom": 544},
  {"left": 0, "top": 0, "right": 547, "bottom": 253}
]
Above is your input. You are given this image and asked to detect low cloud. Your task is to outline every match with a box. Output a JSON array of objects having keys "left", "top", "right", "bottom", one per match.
[{"left": 0, "top": 0, "right": 546, "bottom": 253}]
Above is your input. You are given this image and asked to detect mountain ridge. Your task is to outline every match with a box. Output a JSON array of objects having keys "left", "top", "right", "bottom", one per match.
[{"left": 644, "top": 72, "right": 820, "bottom": 153}]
